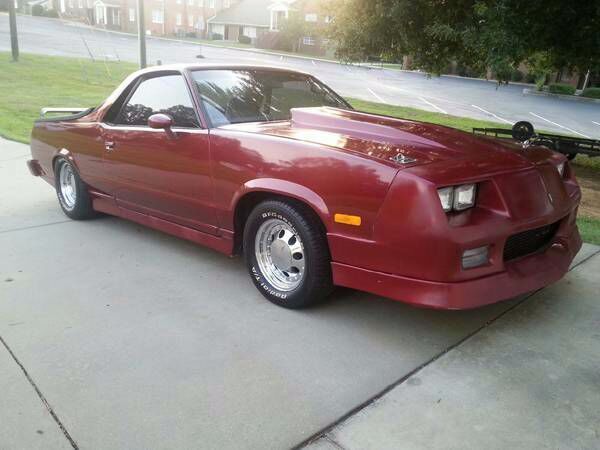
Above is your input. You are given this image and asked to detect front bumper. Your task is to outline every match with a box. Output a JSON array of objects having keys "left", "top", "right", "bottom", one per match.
[{"left": 331, "top": 221, "right": 582, "bottom": 310}]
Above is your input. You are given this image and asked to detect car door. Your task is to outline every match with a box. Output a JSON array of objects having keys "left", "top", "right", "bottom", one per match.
[{"left": 100, "top": 72, "right": 217, "bottom": 235}]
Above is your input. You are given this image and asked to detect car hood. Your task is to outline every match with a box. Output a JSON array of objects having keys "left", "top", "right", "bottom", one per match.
[{"left": 221, "top": 107, "right": 549, "bottom": 172}]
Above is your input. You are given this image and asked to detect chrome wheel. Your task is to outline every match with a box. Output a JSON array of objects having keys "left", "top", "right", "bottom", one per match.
[
  {"left": 59, "top": 163, "right": 77, "bottom": 210},
  {"left": 255, "top": 218, "right": 306, "bottom": 291}
]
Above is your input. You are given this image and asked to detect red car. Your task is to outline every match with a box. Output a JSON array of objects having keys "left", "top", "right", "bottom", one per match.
[{"left": 28, "top": 64, "right": 582, "bottom": 309}]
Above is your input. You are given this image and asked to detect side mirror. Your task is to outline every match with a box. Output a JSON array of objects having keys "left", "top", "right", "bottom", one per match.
[{"left": 148, "top": 113, "right": 176, "bottom": 139}]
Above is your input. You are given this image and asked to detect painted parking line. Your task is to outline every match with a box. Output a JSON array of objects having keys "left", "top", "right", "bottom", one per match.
[
  {"left": 529, "top": 112, "right": 591, "bottom": 138},
  {"left": 471, "top": 105, "right": 512, "bottom": 124},
  {"left": 311, "top": 60, "right": 316, "bottom": 66},
  {"left": 592, "top": 121, "right": 600, "bottom": 127},
  {"left": 368, "top": 88, "right": 386, "bottom": 103},
  {"left": 419, "top": 97, "right": 447, "bottom": 114}
]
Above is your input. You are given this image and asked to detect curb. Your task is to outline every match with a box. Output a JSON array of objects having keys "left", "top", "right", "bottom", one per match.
[{"left": 522, "top": 88, "right": 600, "bottom": 104}]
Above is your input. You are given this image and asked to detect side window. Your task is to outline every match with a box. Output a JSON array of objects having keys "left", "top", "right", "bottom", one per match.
[{"left": 114, "top": 75, "right": 199, "bottom": 128}]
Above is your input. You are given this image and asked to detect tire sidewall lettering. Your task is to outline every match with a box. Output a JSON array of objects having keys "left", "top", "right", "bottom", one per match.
[
  {"left": 251, "top": 210, "right": 304, "bottom": 301},
  {"left": 251, "top": 266, "right": 288, "bottom": 299}
]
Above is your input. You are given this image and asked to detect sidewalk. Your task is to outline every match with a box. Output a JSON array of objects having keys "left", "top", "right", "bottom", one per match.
[{"left": 304, "top": 247, "right": 600, "bottom": 450}]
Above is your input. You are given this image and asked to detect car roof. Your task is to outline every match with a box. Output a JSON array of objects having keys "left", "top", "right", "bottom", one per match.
[{"left": 135, "top": 63, "right": 312, "bottom": 77}]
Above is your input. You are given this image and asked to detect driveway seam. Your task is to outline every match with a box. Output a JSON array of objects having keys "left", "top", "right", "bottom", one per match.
[
  {"left": 0, "top": 335, "right": 79, "bottom": 450},
  {"left": 322, "top": 434, "right": 347, "bottom": 449},
  {"left": 0, "top": 220, "right": 73, "bottom": 235},
  {"left": 295, "top": 249, "right": 600, "bottom": 449}
]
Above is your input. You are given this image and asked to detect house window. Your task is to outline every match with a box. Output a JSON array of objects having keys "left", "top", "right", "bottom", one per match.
[
  {"left": 304, "top": 13, "right": 317, "bottom": 22},
  {"left": 86, "top": 0, "right": 92, "bottom": 7},
  {"left": 271, "top": 10, "right": 285, "bottom": 31},
  {"left": 152, "top": 9, "right": 164, "bottom": 24},
  {"left": 176, "top": 0, "right": 182, "bottom": 4},
  {"left": 302, "top": 36, "right": 315, "bottom": 46},
  {"left": 78, "top": 0, "right": 82, "bottom": 8},
  {"left": 198, "top": 0, "right": 203, "bottom": 6},
  {"left": 68, "top": 0, "right": 73, "bottom": 8},
  {"left": 209, "top": 0, "right": 215, "bottom": 8},
  {"left": 223, "top": 0, "right": 230, "bottom": 7},
  {"left": 176, "top": 13, "right": 182, "bottom": 26},
  {"left": 188, "top": 0, "right": 193, "bottom": 5},
  {"left": 211, "top": 24, "right": 224, "bottom": 37},
  {"left": 197, "top": 15, "right": 205, "bottom": 30},
  {"left": 243, "top": 26, "right": 256, "bottom": 38},
  {"left": 129, "top": 8, "right": 135, "bottom": 22},
  {"left": 188, "top": 14, "right": 194, "bottom": 26},
  {"left": 112, "top": 8, "right": 120, "bottom": 26}
]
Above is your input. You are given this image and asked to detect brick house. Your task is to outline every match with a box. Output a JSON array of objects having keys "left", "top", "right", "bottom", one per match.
[
  {"left": 52, "top": 0, "right": 238, "bottom": 37},
  {"left": 256, "top": 0, "right": 333, "bottom": 55}
]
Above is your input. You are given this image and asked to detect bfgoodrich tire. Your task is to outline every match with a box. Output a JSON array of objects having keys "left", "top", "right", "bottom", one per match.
[
  {"left": 54, "top": 158, "right": 96, "bottom": 220},
  {"left": 243, "top": 199, "right": 333, "bottom": 309}
]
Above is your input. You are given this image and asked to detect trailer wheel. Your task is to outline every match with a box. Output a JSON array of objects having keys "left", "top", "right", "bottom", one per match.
[{"left": 512, "top": 121, "right": 535, "bottom": 142}]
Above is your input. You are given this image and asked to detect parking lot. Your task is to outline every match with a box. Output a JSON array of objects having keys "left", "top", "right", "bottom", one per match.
[
  {"left": 1, "top": 14, "right": 600, "bottom": 139},
  {"left": 2, "top": 129, "right": 600, "bottom": 450}
]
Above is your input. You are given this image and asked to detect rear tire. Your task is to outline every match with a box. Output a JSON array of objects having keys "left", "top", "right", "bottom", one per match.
[
  {"left": 243, "top": 199, "right": 333, "bottom": 309},
  {"left": 54, "top": 158, "right": 96, "bottom": 220}
]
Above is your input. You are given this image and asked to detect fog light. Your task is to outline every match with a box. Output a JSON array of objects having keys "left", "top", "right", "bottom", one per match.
[{"left": 462, "top": 246, "right": 489, "bottom": 269}]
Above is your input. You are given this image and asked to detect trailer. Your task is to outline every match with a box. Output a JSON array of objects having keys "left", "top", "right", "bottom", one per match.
[{"left": 473, "top": 121, "right": 600, "bottom": 160}]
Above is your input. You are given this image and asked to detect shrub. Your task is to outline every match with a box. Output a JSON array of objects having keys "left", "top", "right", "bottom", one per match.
[
  {"left": 581, "top": 87, "right": 600, "bottom": 99},
  {"left": 548, "top": 83, "right": 576, "bottom": 95},
  {"left": 44, "top": 8, "right": 59, "bottom": 18},
  {"left": 525, "top": 73, "right": 536, "bottom": 84},
  {"left": 31, "top": 4, "right": 44, "bottom": 15},
  {"left": 238, "top": 35, "right": 251, "bottom": 44},
  {"left": 510, "top": 69, "right": 524, "bottom": 82},
  {"left": 211, "top": 33, "right": 223, "bottom": 40}
]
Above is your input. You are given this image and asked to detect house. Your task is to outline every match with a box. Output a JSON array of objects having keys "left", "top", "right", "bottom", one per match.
[
  {"left": 295, "top": 0, "right": 334, "bottom": 55},
  {"left": 207, "top": 0, "right": 270, "bottom": 42},
  {"left": 128, "top": 0, "right": 241, "bottom": 38}
]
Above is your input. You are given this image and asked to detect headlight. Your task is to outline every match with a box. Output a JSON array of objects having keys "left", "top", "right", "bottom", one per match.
[
  {"left": 453, "top": 184, "right": 477, "bottom": 210},
  {"left": 556, "top": 162, "right": 565, "bottom": 177},
  {"left": 437, "top": 187, "right": 454, "bottom": 212},
  {"left": 437, "top": 184, "right": 477, "bottom": 212}
]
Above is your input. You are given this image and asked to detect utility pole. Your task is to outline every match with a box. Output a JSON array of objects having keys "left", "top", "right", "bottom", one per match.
[
  {"left": 137, "top": 0, "right": 147, "bottom": 68},
  {"left": 8, "top": 0, "right": 20, "bottom": 62},
  {"left": 582, "top": 69, "right": 591, "bottom": 92}
]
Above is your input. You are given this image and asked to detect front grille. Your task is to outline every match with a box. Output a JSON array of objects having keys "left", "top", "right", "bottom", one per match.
[{"left": 503, "top": 221, "right": 560, "bottom": 261}]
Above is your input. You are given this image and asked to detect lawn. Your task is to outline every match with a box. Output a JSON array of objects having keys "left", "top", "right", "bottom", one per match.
[
  {"left": 0, "top": 53, "right": 136, "bottom": 143},
  {"left": 1, "top": 52, "right": 598, "bottom": 244}
]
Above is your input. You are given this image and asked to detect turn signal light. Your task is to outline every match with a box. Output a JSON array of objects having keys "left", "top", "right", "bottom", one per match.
[{"left": 334, "top": 214, "right": 362, "bottom": 226}]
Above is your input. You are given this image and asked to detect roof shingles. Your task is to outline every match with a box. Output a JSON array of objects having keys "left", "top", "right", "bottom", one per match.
[{"left": 208, "top": 0, "right": 273, "bottom": 28}]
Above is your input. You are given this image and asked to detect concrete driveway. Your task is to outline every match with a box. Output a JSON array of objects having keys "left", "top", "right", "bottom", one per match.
[{"left": 1, "top": 136, "right": 599, "bottom": 449}]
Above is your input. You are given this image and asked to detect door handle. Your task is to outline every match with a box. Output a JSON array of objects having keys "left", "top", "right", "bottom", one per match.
[{"left": 105, "top": 141, "right": 115, "bottom": 152}]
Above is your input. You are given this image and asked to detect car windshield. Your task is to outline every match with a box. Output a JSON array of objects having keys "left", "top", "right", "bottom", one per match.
[{"left": 191, "top": 69, "right": 349, "bottom": 127}]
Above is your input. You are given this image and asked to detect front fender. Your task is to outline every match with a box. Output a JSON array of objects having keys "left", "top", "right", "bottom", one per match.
[{"left": 230, "top": 178, "right": 331, "bottom": 228}]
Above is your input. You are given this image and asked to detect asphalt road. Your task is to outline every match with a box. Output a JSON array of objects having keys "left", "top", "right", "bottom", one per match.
[{"left": 2, "top": 13, "right": 600, "bottom": 139}]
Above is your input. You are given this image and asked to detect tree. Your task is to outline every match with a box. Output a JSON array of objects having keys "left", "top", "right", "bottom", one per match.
[
  {"left": 277, "top": 13, "right": 307, "bottom": 52},
  {"left": 328, "top": 0, "right": 600, "bottom": 82}
]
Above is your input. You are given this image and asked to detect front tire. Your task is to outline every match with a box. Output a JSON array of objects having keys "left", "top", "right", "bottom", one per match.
[
  {"left": 54, "top": 158, "right": 96, "bottom": 220},
  {"left": 243, "top": 200, "right": 333, "bottom": 309}
]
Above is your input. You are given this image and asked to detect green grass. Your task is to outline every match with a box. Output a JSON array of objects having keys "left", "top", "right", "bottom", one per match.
[
  {"left": 576, "top": 217, "right": 600, "bottom": 245},
  {"left": 0, "top": 53, "right": 137, "bottom": 143},
  {"left": 1, "top": 52, "right": 599, "bottom": 243},
  {"left": 347, "top": 98, "right": 506, "bottom": 132}
]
